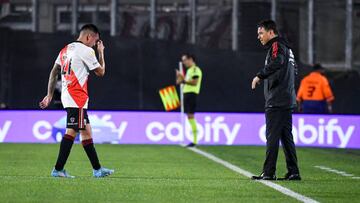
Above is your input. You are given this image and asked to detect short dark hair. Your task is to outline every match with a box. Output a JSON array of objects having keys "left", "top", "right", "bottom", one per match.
[
  {"left": 258, "top": 20, "right": 278, "bottom": 35},
  {"left": 313, "top": 63, "right": 324, "bottom": 70},
  {"left": 182, "top": 53, "right": 196, "bottom": 62},
  {"left": 80, "top": 24, "right": 100, "bottom": 35}
]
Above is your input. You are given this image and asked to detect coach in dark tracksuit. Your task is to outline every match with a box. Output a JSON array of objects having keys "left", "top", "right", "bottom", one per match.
[{"left": 251, "top": 20, "right": 301, "bottom": 181}]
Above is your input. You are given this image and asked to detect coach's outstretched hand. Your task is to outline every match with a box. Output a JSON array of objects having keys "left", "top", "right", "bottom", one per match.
[
  {"left": 39, "top": 95, "right": 52, "bottom": 109},
  {"left": 251, "top": 76, "right": 261, "bottom": 89}
]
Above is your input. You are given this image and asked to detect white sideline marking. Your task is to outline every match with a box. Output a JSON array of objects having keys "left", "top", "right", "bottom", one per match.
[
  {"left": 187, "top": 147, "right": 318, "bottom": 203},
  {"left": 314, "top": 165, "right": 360, "bottom": 179}
]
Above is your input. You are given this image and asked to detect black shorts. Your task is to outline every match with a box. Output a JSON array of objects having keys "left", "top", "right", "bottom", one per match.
[
  {"left": 184, "top": 93, "right": 198, "bottom": 114},
  {"left": 66, "top": 108, "right": 90, "bottom": 132}
]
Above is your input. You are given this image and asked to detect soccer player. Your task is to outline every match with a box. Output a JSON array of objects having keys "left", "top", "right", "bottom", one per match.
[
  {"left": 251, "top": 20, "right": 301, "bottom": 180},
  {"left": 39, "top": 24, "right": 114, "bottom": 178},
  {"left": 296, "top": 64, "right": 335, "bottom": 114},
  {"left": 176, "top": 53, "right": 202, "bottom": 147}
]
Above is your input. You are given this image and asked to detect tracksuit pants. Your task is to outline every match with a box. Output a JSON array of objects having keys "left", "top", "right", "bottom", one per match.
[{"left": 263, "top": 108, "right": 300, "bottom": 176}]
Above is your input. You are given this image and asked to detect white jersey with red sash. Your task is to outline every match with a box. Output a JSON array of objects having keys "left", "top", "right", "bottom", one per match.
[{"left": 55, "top": 41, "right": 100, "bottom": 109}]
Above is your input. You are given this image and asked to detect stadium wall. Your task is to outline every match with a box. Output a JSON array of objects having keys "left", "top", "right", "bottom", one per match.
[{"left": 0, "top": 29, "right": 360, "bottom": 114}]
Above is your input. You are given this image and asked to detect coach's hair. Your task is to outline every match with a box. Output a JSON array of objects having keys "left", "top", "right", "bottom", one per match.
[
  {"left": 80, "top": 24, "right": 100, "bottom": 35},
  {"left": 257, "top": 20, "right": 278, "bottom": 35},
  {"left": 182, "top": 53, "right": 196, "bottom": 62}
]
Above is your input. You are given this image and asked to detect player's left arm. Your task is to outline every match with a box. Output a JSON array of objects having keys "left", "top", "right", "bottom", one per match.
[
  {"left": 83, "top": 40, "right": 105, "bottom": 77},
  {"left": 39, "top": 63, "right": 61, "bottom": 109},
  {"left": 94, "top": 40, "right": 105, "bottom": 77}
]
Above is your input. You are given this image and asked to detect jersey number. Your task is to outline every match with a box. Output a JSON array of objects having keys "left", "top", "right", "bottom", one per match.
[
  {"left": 62, "top": 59, "right": 72, "bottom": 76},
  {"left": 307, "top": 86, "right": 316, "bottom": 97}
]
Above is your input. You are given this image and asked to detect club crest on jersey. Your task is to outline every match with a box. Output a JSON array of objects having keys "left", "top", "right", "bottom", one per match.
[{"left": 70, "top": 117, "right": 75, "bottom": 123}]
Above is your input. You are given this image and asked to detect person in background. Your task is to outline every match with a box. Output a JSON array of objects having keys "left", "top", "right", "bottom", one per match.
[
  {"left": 296, "top": 64, "right": 335, "bottom": 114},
  {"left": 176, "top": 53, "right": 203, "bottom": 147}
]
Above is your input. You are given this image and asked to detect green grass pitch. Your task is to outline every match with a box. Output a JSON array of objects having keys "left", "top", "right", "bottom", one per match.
[{"left": 0, "top": 144, "right": 359, "bottom": 202}]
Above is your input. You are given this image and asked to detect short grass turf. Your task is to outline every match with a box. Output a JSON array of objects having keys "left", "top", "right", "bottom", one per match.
[
  {"left": 0, "top": 144, "right": 359, "bottom": 202},
  {"left": 200, "top": 146, "right": 360, "bottom": 203}
]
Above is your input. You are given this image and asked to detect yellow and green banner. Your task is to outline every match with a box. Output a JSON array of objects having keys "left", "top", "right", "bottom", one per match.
[{"left": 159, "top": 85, "right": 180, "bottom": 111}]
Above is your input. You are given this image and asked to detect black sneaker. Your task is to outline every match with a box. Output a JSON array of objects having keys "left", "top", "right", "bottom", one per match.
[
  {"left": 186, "top": 142, "right": 197, "bottom": 147},
  {"left": 285, "top": 173, "right": 301, "bottom": 180},
  {"left": 279, "top": 173, "right": 301, "bottom": 181},
  {"left": 251, "top": 173, "right": 277, "bottom": 180}
]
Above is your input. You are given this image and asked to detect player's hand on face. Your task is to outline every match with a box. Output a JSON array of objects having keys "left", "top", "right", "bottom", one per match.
[
  {"left": 39, "top": 95, "right": 52, "bottom": 109},
  {"left": 251, "top": 76, "right": 261, "bottom": 90},
  {"left": 96, "top": 40, "right": 105, "bottom": 53}
]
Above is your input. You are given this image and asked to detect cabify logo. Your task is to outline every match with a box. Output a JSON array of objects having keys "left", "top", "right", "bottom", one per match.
[
  {"left": 259, "top": 118, "right": 356, "bottom": 148},
  {"left": 0, "top": 112, "right": 357, "bottom": 148},
  {"left": 146, "top": 116, "right": 241, "bottom": 145}
]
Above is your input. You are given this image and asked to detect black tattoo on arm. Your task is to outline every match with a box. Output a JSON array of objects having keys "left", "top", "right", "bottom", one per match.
[{"left": 47, "top": 64, "right": 61, "bottom": 97}]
